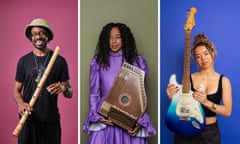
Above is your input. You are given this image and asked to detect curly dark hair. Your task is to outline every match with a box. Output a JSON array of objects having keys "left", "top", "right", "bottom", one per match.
[
  {"left": 192, "top": 33, "right": 217, "bottom": 59},
  {"left": 95, "top": 22, "right": 139, "bottom": 69}
]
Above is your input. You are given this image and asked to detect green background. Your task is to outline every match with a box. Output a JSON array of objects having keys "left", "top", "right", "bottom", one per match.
[{"left": 80, "top": 0, "right": 158, "bottom": 143}]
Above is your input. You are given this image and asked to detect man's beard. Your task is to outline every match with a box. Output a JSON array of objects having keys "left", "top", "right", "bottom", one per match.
[{"left": 32, "top": 38, "right": 48, "bottom": 50}]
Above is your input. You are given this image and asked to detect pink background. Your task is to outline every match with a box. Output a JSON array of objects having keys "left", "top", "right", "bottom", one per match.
[{"left": 0, "top": 0, "right": 78, "bottom": 144}]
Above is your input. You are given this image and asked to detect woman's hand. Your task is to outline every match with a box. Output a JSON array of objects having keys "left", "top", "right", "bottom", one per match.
[
  {"left": 166, "top": 84, "right": 179, "bottom": 99},
  {"left": 99, "top": 118, "right": 113, "bottom": 126},
  {"left": 128, "top": 124, "right": 141, "bottom": 136},
  {"left": 192, "top": 90, "right": 207, "bottom": 105}
]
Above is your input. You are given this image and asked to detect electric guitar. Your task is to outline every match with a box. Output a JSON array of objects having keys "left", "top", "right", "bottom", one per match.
[{"left": 165, "top": 7, "right": 206, "bottom": 135}]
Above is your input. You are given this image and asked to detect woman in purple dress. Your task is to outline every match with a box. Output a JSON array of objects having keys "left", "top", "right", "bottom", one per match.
[{"left": 83, "top": 23, "right": 156, "bottom": 144}]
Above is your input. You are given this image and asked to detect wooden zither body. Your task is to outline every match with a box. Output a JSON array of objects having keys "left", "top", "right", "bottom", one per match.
[{"left": 98, "top": 62, "right": 147, "bottom": 131}]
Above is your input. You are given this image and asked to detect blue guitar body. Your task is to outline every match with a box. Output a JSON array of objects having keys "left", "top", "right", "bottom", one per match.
[
  {"left": 165, "top": 74, "right": 206, "bottom": 135},
  {"left": 165, "top": 7, "right": 206, "bottom": 135}
]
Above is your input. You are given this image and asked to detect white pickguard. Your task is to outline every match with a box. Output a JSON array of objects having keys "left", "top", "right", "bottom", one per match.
[{"left": 170, "top": 74, "right": 205, "bottom": 126}]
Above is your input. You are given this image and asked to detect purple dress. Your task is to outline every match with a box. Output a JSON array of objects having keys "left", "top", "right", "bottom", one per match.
[{"left": 83, "top": 51, "right": 156, "bottom": 144}]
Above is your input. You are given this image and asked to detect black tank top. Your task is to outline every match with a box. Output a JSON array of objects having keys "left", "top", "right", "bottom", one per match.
[{"left": 190, "top": 75, "right": 223, "bottom": 117}]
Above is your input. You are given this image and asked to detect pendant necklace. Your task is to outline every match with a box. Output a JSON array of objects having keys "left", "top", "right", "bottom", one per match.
[{"left": 34, "top": 52, "right": 50, "bottom": 83}]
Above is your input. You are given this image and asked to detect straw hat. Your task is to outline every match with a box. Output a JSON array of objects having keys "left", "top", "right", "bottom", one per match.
[{"left": 25, "top": 18, "right": 54, "bottom": 41}]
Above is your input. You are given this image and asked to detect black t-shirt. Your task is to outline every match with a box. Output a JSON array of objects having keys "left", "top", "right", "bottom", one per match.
[{"left": 15, "top": 50, "right": 69, "bottom": 122}]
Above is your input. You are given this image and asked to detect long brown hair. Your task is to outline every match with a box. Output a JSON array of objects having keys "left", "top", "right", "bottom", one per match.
[
  {"left": 192, "top": 33, "right": 217, "bottom": 60},
  {"left": 95, "top": 23, "right": 139, "bottom": 69}
]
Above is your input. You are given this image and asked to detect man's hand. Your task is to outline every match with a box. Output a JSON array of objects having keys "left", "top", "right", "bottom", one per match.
[
  {"left": 18, "top": 102, "right": 32, "bottom": 116},
  {"left": 46, "top": 82, "right": 63, "bottom": 95}
]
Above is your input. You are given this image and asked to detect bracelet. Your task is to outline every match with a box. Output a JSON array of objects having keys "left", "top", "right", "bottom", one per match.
[
  {"left": 60, "top": 84, "right": 66, "bottom": 92},
  {"left": 65, "top": 87, "right": 73, "bottom": 93},
  {"left": 212, "top": 103, "right": 217, "bottom": 110},
  {"left": 60, "top": 84, "right": 72, "bottom": 93}
]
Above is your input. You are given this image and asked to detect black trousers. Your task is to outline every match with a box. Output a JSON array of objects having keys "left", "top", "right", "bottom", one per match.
[
  {"left": 18, "top": 120, "right": 61, "bottom": 144},
  {"left": 174, "top": 122, "right": 220, "bottom": 144}
]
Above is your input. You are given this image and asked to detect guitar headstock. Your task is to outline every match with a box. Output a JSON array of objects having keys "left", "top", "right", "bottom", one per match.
[{"left": 184, "top": 7, "right": 197, "bottom": 31}]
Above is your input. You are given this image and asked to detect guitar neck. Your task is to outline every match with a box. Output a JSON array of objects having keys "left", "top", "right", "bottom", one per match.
[{"left": 182, "top": 30, "right": 191, "bottom": 93}]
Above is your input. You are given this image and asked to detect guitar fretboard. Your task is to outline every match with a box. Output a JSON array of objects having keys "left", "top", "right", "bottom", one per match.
[{"left": 182, "top": 30, "right": 191, "bottom": 93}]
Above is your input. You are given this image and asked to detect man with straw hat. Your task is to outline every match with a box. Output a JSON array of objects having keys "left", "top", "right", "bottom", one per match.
[{"left": 13, "top": 18, "right": 73, "bottom": 144}]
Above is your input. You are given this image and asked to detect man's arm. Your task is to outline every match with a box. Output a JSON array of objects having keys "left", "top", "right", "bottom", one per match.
[
  {"left": 46, "top": 81, "right": 73, "bottom": 98},
  {"left": 13, "top": 81, "right": 32, "bottom": 115}
]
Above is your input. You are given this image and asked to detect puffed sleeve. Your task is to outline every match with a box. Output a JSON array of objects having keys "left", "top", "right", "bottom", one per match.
[
  {"left": 135, "top": 56, "right": 149, "bottom": 75},
  {"left": 135, "top": 56, "right": 157, "bottom": 137},
  {"left": 83, "top": 57, "right": 106, "bottom": 133}
]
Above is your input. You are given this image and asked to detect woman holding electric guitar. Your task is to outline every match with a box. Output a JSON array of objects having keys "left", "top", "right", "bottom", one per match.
[{"left": 166, "top": 33, "right": 232, "bottom": 144}]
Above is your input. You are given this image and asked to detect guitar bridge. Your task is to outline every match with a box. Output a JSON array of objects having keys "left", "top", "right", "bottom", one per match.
[{"left": 179, "top": 107, "right": 190, "bottom": 120}]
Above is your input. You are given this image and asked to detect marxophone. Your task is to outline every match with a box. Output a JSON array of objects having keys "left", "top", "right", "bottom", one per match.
[{"left": 98, "top": 62, "right": 147, "bottom": 133}]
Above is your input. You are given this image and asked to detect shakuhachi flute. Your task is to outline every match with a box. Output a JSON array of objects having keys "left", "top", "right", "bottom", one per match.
[{"left": 12, "top": 46, "right": 60, "bottom": 137}]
